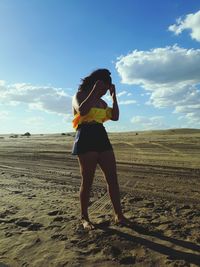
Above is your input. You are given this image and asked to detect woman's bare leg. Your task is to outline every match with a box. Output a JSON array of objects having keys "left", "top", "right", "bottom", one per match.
[
  {"left": 98, "top": 150, "right": 125, "bottom": 222},
  {"left": 78, "top": 152, "right": 99, "bottom": 229}
]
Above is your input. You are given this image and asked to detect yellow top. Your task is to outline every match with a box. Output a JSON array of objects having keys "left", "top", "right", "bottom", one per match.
[{"left": 72, "top": 107, "right": 113, "bottom": 130}]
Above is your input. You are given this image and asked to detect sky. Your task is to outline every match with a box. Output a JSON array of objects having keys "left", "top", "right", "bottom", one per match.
[{"left": 0, "top": 0, "right": 200, "bottom": 134}]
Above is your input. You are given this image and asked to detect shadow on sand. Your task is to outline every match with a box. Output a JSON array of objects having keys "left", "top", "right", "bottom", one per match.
[{"left": 94, "top": 220, "right": 200, "bottom": 266}]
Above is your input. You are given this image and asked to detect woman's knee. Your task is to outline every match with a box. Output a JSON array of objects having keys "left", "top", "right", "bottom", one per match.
[
  {"left": 81, "top": 168, "right": 95, "bottom": 179},
  {"left": 80, "top": 179, "right": 93, "bottom": 189},
  {"left": 80, "top": 171, "right": 94, "bottom": 187},
  {"left": 105, "top": 173, "right": 118, "bottom": 187}
]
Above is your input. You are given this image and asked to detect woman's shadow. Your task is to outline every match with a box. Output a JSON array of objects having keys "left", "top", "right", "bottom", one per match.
[{"left": 94, "top": 219, "right": 200, "bottom": 266}]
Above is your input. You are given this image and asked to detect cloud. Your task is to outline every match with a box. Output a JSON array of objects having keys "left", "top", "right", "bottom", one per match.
[
  {"left": 117, "top": 90, "right": 136, "bottom": 105},
  {"left": 0, "top": 80, "right": 6, "bottom": 87},
  {"left": 0, "top": 111, "right": 9, "bottom": 121},
  {"left": 118, "top": 100, "right": 137, "bottom": 105},
  {"left": 117, "top": 91, "right": 127, "bottom": 97},
  {"left": 131, "top": 116, "right": 167, "bottom": 130},
  {"left": 116, "top": 45, "right": 200, "bottom": 126},
  {"left": 24, "top": 116, "right": 45, "bottom": 126},
  {"left": 168, "top": 10, "right": 200, "bottom": 42},
  {"left": 0, "top": 81, "right": 72, "bottom": 115},
  {"left": 104, "top": 90, "right": 136, "bottom": 105},
  {"left": 116, "top": 45, "right": 200, "bottom": 86}
]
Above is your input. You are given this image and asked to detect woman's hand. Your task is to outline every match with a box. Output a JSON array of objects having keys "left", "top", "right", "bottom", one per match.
[
  {"left": 109, "top": 84, "right": 116, "bottom": 99},
  {"left": 109, "top": 83, "right": 119, "bottom": 120}
]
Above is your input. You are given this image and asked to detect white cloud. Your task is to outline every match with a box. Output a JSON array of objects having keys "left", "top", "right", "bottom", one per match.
[
  {"left": 185, "top": 113, "right": 200, "bottom": 126},
  {"left": 0, "top": 111, "right": 9, "bottom": 121},
  {"left": 0, "top": 80, "right": 6, "bottom": 87},
  {"left": 104, "top": 90, "right": 134, "bottom": 104},
  {"left": 178, "top": 112, "right": 200, "bottom": 128},
  {"left": 0, "top": 82, "right": 73, "bottom": 115},
  {"left": 62, "top": 114, "right": 73, "bottom": 124},
  {"left": 116, "top": 45, "right": 200, "bottom": 86},
  {"left": 116, "top": 90, "right": 136, "bottom": 105},
  {"left": 131, "top": 116, "right": 167, "bottom": 130},
  {"left": 24, "top": 116, "right": 45, "bottom": 126},
  {"left": 118, "top": 100, "right": 137, "bottom": 105},
  {"left": 168, "top": 10, "right": 200, "bottom": 42},
  {"left": 116, "top": 45, "right": 200, "bottom": 126},
  {"left": 117, "top": 91, "right": 127, "bottom": 97}
]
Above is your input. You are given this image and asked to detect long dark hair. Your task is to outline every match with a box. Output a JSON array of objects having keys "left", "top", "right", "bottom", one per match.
[{"left": 78, "top": 69, "right": 112, "bottom": 92}]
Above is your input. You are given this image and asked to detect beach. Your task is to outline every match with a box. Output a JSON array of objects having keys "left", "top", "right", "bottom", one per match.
[{"left": 0, "top": 129, "right": 200, "bottom": 266}]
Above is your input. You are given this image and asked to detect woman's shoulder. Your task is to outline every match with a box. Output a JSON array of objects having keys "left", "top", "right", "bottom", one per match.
[{"left": 73, "top": 91, "right": 86, "bottom": 103}]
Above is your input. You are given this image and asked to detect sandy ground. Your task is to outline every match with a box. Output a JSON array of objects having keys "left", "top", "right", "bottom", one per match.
[{"left": 0, "top": 129, "right": 200, "bottom": 267}]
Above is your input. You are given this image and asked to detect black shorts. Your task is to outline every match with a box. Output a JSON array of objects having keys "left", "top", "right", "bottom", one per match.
[{"left": 71, "top": 123, "right": 113, "bottom": 155}]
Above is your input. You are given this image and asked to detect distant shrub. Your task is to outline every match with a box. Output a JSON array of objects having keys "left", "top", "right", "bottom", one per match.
[
  {"left": 10, "top": 135, "right": 18, "bottom": 138},
  {"left": 62, "top": 133, "right": 73, "bottom": 137},
  {"left": 22, "top": 132, "right": 31, "bottom": 137},
  {"left": 135, "top": 133, "right": 138, "bottom": 135}
]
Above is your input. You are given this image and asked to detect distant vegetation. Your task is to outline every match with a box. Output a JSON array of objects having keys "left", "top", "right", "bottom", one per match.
[
  {"left": 9, "top": 134, "right": 18, "bottom": 138},
  {"left": 61, "top": 133, "right": 75, "bottom": 137},
  {"left": 9, "top": 132, "right": 31, "bottom": 138},
  {"left": 22, "top": 132, "right": 31, "bottom": 137}
]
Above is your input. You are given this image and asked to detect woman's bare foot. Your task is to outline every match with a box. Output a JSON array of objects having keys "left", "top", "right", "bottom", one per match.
[
  {"left": 81, "top": 216, "right": 95, "bottom": 230},
  {"left": 114, "top": 215, "right": 131, "bottom": 226}
]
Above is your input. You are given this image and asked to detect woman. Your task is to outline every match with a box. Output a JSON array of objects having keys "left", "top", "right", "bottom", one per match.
[{"left": 72, "top": 69, "right": 127, "bottom": 229}]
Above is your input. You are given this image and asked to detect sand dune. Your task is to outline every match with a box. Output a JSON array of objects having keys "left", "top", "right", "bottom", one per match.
[{"left": 0, "top": 129, "right": 200, "bottom": 266}]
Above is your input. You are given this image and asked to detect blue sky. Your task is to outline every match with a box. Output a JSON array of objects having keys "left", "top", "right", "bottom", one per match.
[{"left": 0, "top": 0, "right": 200, "bottom": 133}]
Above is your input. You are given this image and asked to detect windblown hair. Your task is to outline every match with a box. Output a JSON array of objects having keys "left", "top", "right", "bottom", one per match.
[{"left": 78, "top": 69, "right": 112, "bottom": 92}]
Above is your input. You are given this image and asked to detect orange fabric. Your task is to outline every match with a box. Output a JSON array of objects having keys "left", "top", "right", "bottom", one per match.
[{"left": 72, "top": 107, "right": 113, "bottom": 129}]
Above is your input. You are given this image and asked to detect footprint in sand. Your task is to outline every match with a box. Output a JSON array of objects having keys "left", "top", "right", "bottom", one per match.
[
  {"left": 15, "top": 218, "right": 43, "bottom": 231},
  {"left": 10, "top": 190, "right": 23, "bottom": 194},
  {"left": 24, "top": 193, "right": 36, "bottom": 199},
  {"left": 0, "top": 211, "right": 9, "bottom": 219},
  {"left": 51, "top": 233, "right": 68, "bottom": 241},
  {"left": 52, "top": 216, "right": 64, "bottom": 222},
  {"left": 0, "top": 206, "right": 19, "bottom": 219},
  {"left": 144, "top": 201, "right": 155, "bottom": 208},
  {"left": 103, "top": 245, "right": 121, "bottom": 258},
  {"left": 69, "top": 238, "right": 80, "bottom": 245},
  {"left": 120, "top": 256, "right": 136, "bottom": 265},
  {"left": 47, "top": 210, "right": 64, "bottom": 216},
  {"left": 128, "top": 197, "right": 144, "bottom": 204},
  {"left": 77, "top": 247, "right": 102, "bottom": 256},
  {"left": 5, "top": 232, "right": 13, "bottom": 237}
]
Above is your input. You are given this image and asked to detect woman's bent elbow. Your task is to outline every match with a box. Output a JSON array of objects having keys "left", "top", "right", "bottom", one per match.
[{"left": 112, "top": 116, "right": 119, "bottom": 121}]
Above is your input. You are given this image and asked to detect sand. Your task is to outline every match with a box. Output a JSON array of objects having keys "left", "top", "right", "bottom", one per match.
[{"left": 0, "top": 129, "right": 200, "bottom": 266}]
